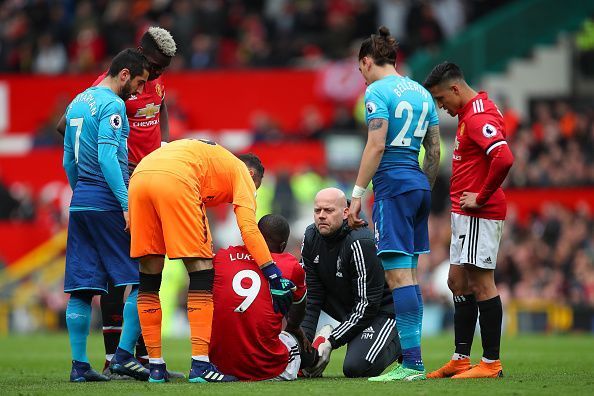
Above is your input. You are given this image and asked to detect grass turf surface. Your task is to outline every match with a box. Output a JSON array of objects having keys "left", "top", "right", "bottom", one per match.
[{"left": 1, "top": 333, "right": 593, "bottom": 395}]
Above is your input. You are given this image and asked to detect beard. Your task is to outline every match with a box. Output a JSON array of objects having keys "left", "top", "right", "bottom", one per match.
[{"left": 119, "top": 80, "right": 133, "bottom": 100}]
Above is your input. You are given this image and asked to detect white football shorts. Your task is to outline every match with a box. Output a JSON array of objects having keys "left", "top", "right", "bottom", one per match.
[
  {"left": 450, "top": 212, "right": 504, "bottom": 269},
  {"left": 272, "top": 331, "right": 301, "bottom": 381}
]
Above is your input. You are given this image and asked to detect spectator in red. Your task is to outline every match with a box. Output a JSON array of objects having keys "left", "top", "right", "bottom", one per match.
[{"left": 555, "top": 101, "right": 578, "bottom": 138}]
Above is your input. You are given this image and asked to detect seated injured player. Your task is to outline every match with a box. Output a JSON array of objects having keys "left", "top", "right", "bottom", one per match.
[{"left": 210, "top": 214, "right": 319, "bottom": 381}]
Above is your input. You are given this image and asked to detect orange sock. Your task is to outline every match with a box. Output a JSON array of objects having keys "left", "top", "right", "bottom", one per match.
[
  {"left": 137, "top": 291, "right": 162, "bottom": 359},
  {"left": 187, "top": 291, "right": 213, "bottom": 357}
]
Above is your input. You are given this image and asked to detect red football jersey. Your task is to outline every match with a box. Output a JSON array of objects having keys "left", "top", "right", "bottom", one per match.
[
  {"left": 210, "top": 246, "right": 306, "bottom": 381},
  {"left": 451, "top": 91, "right": 508, "bottom": 220},
  {"left": 92, "top": 73, "right": 165, "bottom": 164}
]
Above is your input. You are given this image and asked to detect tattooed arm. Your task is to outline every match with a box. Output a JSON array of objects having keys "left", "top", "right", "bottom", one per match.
[
  {"left": 422, "top": 124, "right": 441, "bottom": 189},
  {"left": 353, "top": 118, "right": 388, "bottom": 191},
  {"left": 349, "top": 118, "right": 387, "bottom": 227}
]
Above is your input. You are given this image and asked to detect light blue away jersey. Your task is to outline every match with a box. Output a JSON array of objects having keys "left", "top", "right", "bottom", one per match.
[
  {"left": 64, "top": 86, "right": 129, "bottom": 211},
  {"left": 364, "top": 75, "right": 439, "bottom": 199}
]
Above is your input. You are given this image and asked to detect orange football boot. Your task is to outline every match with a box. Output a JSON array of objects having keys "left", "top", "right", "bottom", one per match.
[
  {"left": 451, "top": 360, "right": 503, "bottom": 379},
  {"left": 427, "top": 358, "right": 471, "bottom": 378}
]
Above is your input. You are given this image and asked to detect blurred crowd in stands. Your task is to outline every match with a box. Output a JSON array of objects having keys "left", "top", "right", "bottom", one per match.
[
  {"left": 507, "top": 100, "right": 594, "bottom": 187},
  {"left": 1, "top": 0, "right": 593, "bottom": 318},
  {"left": 3, "top": 95, "right": 594, "bottom": 308},
  {"left": 0, "top": 0, "right": 513, "bottom": 73}
]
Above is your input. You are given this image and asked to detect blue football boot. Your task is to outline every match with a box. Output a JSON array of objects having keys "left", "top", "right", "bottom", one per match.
[
  {"left": 188, "top": 360, "right": 238, "bottom": 383},
  {"left": 70, "top": 360, "right": 110, "bottom": 382},
  {"left": 109, "top": 348, "right": 150, "bottom": 381},
  {"left": 149, "top": 363, "right": 169, "bottom": 383}
]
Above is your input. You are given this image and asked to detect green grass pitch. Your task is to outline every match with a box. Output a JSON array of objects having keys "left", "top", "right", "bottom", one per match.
[{"left": 1, "top": 333, "right": 593, "bottom": 395}]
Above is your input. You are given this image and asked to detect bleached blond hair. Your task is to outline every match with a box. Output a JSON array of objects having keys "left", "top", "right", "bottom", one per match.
[{"left": 146, "top": 26, "right": 177, "bottom": 57}]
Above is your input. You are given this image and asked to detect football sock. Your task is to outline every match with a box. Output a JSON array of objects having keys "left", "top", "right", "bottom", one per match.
[
  {"left": 392, "top": 285, "right": 424, "bottom": 371},
  {"left": 414, "top": 283, "right": 423, "bottom": 335},
  {"left": 117, "top": 286, "right": 141, "bottom": 355},
  {"left": 100, "top": 284, "right": 125, "bottom": 359},
  {"left": 478, "top": 295, "right": 502, "bottom": 361},
  {"left": 188, "top": 270, "right": 214, "bottom": 358},
  {"left": 452, "top": 353, "right": 469, "bottom": 360},
  {"left": 453, "top": 294, "right": 478, "bottom": 357},
  {"left": 412, "top": 255, "right": 423, "bottom": 334},
  {"left": 137, "top": 272, "right": 163, "bottom": 359},
  {"left": 66, "top": 293, "right": 92, "bottom": 364},
  {"left": 135, "top": 336, "right": 149, "bottom": 362}
]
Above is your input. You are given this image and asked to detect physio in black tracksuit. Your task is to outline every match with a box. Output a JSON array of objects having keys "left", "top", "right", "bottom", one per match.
[{"left": 300, "top": 188, "right": 401, "bottom": 378}]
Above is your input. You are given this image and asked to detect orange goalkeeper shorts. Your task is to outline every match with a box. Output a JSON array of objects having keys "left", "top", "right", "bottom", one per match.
[{"left": 129, "top": 172, "right": 213, "bottom": 259}]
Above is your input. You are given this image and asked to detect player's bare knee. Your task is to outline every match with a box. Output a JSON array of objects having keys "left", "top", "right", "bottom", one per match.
[
  {"left": 139, "top": 254, "right": 165, "bottom": 274},
  {"left": 385, "top": 269, "right": 414, "bottom": 289},
  {"left": 447, "top": 276, "right": 466, "bottom": 295},
  {"left": 183, "top": 257, "right": 213, "bottom": 272},
  {"left": 469, "top": 281, "right": 493, "bottom": 301}
]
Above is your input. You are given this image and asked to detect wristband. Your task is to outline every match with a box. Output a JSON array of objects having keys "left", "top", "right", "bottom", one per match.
[
  {"left": 352, "top": 185, "right": 366, "bottom": 199},
  {"left": 261, "top": 262, "right": 281, "bottom": 283}
]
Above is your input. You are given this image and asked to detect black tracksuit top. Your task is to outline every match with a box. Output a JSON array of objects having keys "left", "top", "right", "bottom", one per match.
[{"left": 300, "top": 221, "right": 394, "bottom": 349}]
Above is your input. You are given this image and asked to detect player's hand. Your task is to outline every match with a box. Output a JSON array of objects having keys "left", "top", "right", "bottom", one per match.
[
  {"left": 460, "top": 192, "right": 482, "bottom": 211},
  {"left": 123, "top": 211, "right": 130, "bottom": 232},
  {"left": 306, "top": 339, "right": 332, "bottom": 377},
  {"left": 287, "top": 327, "right": 313, "bottom": 354},
  {"left": 348, "top": 197, "right": 365, "bottom": 229},
  {"left": 262, "top": 263, "right": 296, "bottom": 315}
]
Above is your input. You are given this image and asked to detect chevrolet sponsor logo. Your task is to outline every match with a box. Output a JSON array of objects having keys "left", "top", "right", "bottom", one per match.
[{"left": 135, "top": 103, "right": 161, "bottom": 118}]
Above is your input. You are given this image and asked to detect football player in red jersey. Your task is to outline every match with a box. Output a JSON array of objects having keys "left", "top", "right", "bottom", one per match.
[
  {"left": 58, "top": 27, "right": 175, "bottom": 170},
  {"left": 423, "top": 62, "right": 514, "bottom": 379},
  {"left": 57, "top": 27, "right": 180, "bottom": 379},
  {"left": 210, "top": 214, "right": 319, "bottom": 381}
]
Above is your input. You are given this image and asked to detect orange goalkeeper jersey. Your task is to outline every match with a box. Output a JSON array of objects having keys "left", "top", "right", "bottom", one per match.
[{"left": 133, "top": 139, "right": 272, "bottom": 265}]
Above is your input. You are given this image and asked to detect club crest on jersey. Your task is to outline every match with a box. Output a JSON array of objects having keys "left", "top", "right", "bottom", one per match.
[
  {"left": 135, "top": 103, "right": 161, "bottom": 119},
  {"left": 459, "top": 122, "right": 465, "bottom": 136},
  {"left": 109, "top": 114, "right": 122, "bottom": 129},
  {"left": 366, "top": 101, "right": 377, "bottom": 114},
  {"left": 482, "top": 123, "right": 497, "bottom": 138},
  {"left": 156, "top": 84, "right": 163, "bottom": 98}
]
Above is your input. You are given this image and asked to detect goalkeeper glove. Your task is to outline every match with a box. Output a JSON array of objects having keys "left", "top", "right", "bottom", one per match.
[{"left": 262, "top": 262, "right": 295, "bottom": 315}]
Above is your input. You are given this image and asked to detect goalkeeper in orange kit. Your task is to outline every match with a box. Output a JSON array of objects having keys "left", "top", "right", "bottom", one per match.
[{"left": 128, "top": 138, "right": 295, "bottom": 383}]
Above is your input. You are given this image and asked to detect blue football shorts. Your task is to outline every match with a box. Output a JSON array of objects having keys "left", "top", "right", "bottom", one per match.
[
  {"left": 64, "top": 210, "right": 139, "bottom": 294},
  {"left": 372, "top": 189, "right": 431, "bottom": 268}
]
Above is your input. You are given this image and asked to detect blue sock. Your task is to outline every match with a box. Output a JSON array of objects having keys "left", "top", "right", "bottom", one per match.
[
  {"left": 415, "top": 284, "right": 423, "bottom": 334},
  {"left": 412, "top": 255, "right": 423, "bottom": 334},
  {"left": 392, "top": 285, "right": 424, "bottom": 371},
  {"left": 117, "top": 287, "right": 141, "bottom": 356},
  {"left": 66, "top": 294, "right": 92, "bottom": 363}
]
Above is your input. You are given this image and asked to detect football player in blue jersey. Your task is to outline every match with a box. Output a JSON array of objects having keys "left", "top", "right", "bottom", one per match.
[
  {"left": 62, "top": 48, "right": 150, "bottom": 382},
  {"left": 348, "top": 26, "right": 441, "bottom": 382}
]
